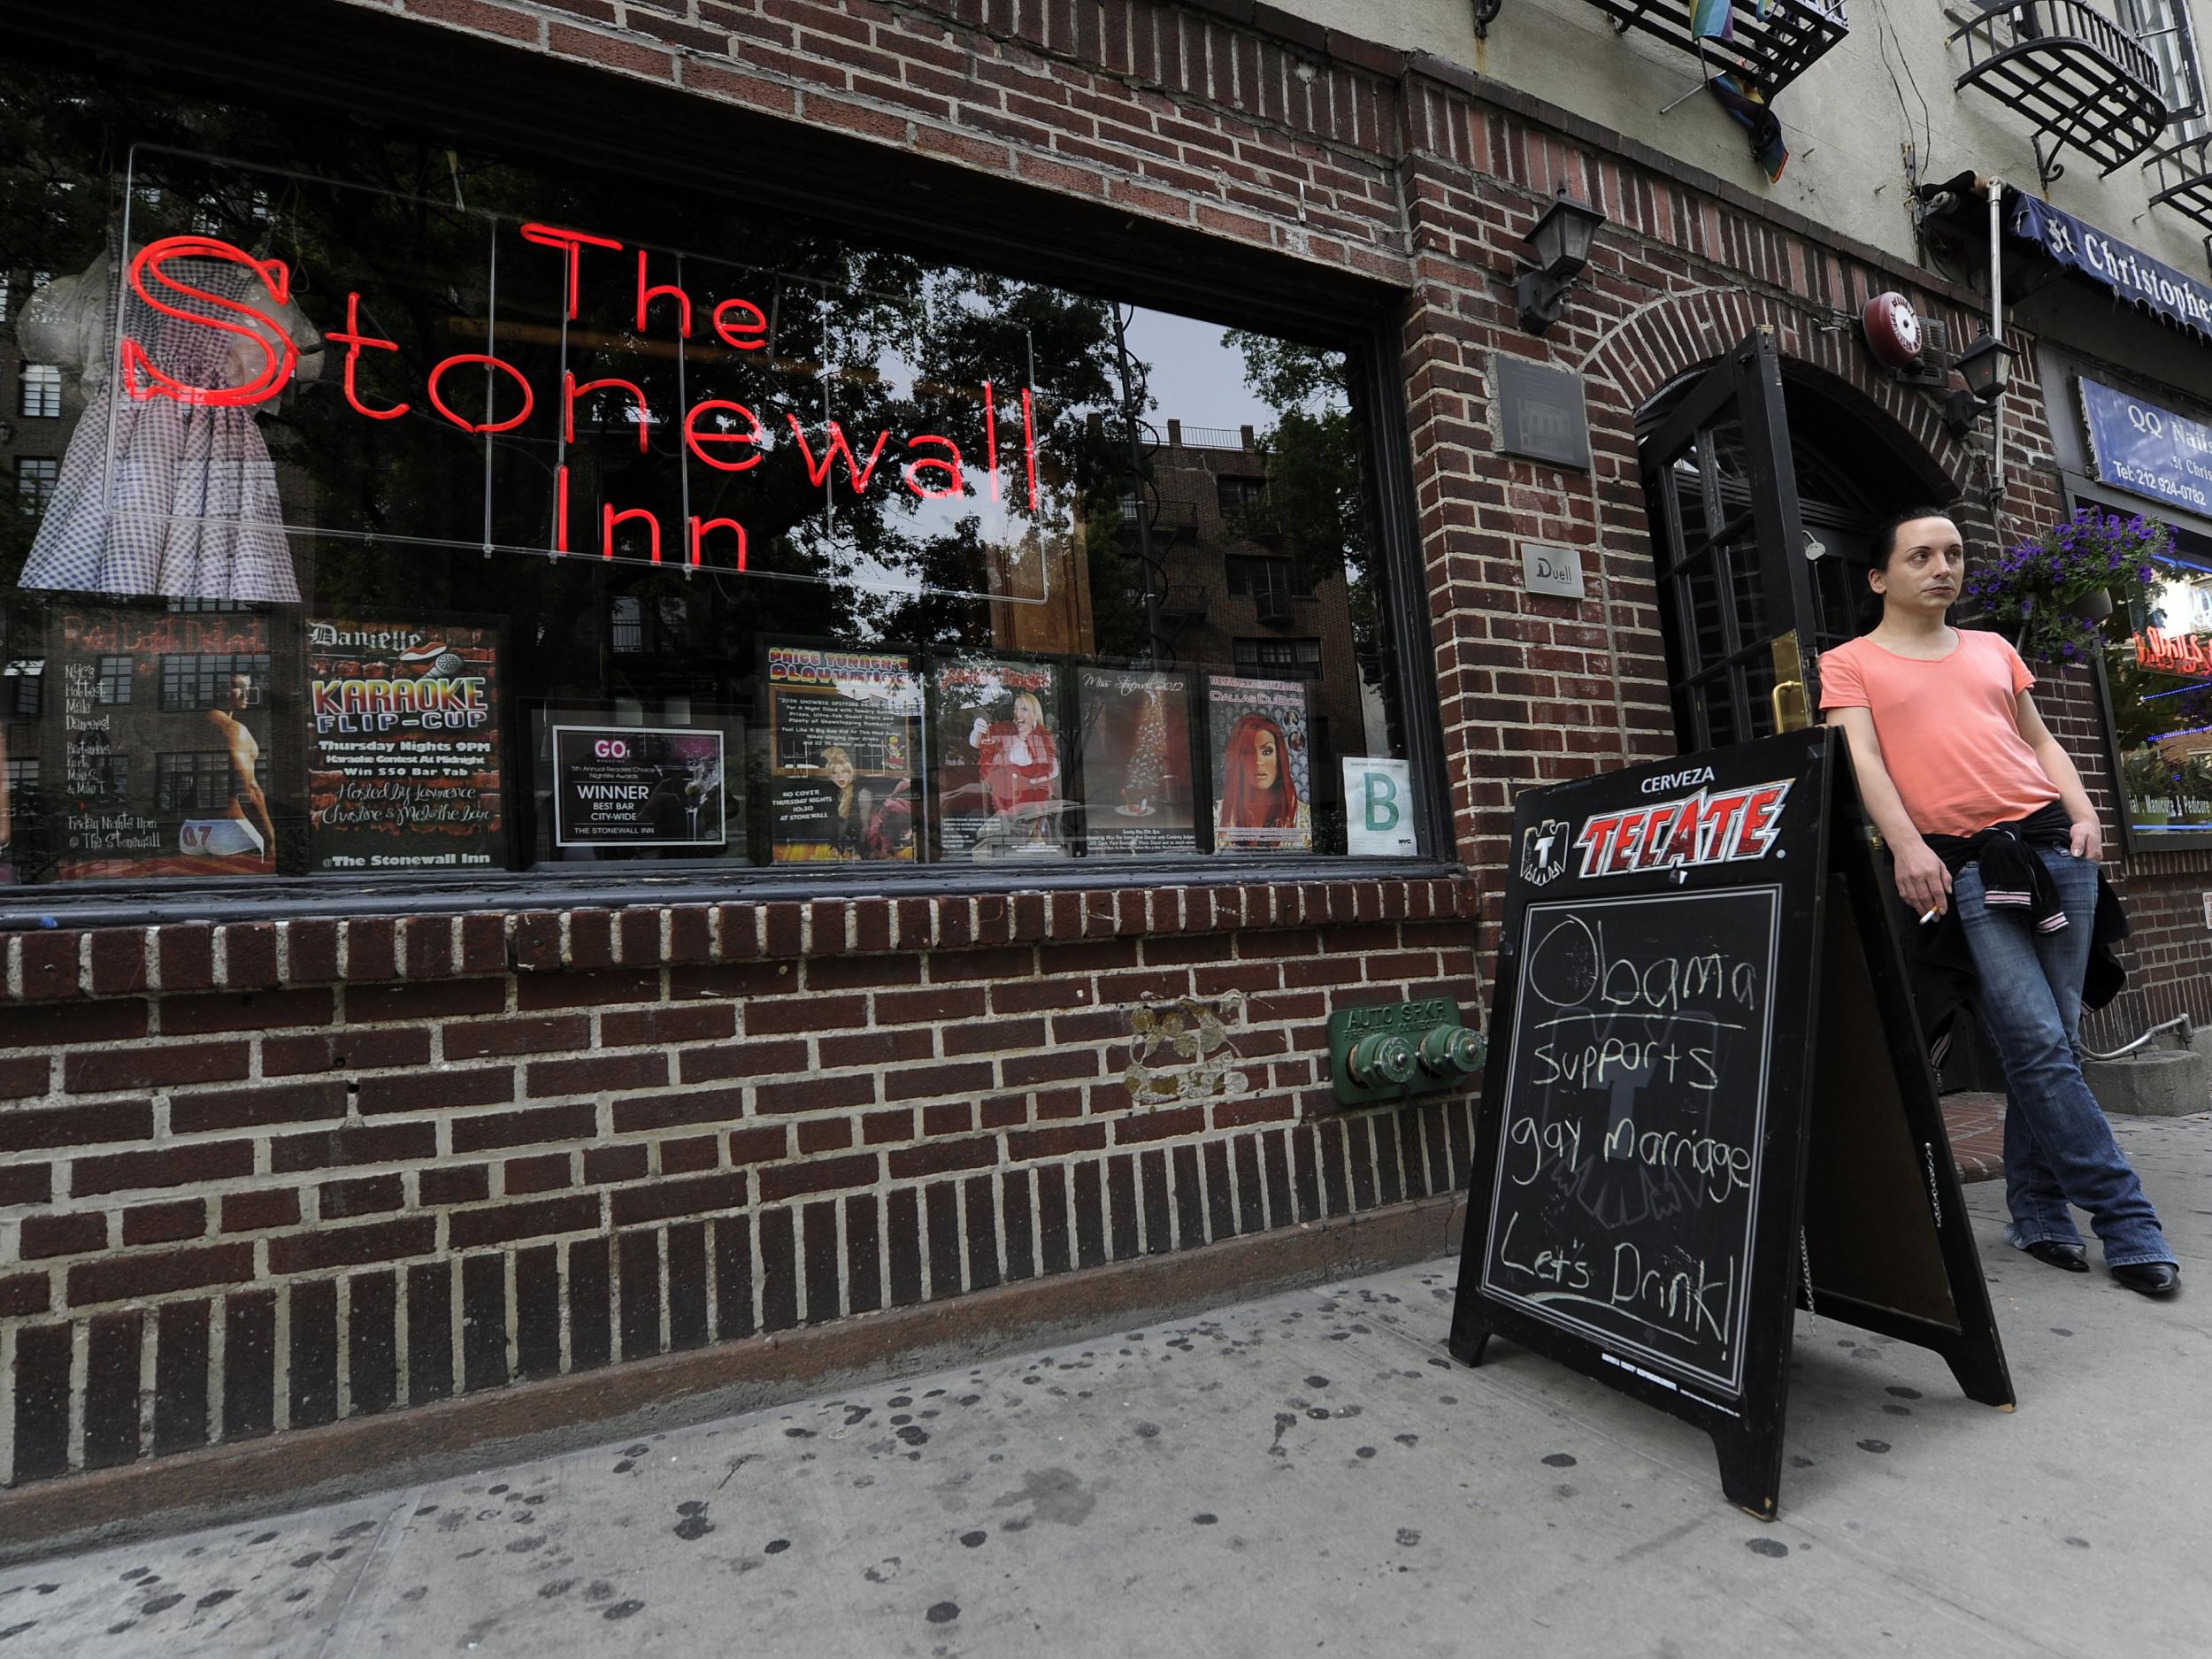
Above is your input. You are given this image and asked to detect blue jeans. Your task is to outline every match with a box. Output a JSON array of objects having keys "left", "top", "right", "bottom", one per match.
[{"left": 1953, "top": 850, "right": 2174, "bottom": 1268}]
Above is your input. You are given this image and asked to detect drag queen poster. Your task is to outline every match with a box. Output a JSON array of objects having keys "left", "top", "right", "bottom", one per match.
[{"left": 1206, "top": 675, "right": 1312, "bottom": 853}]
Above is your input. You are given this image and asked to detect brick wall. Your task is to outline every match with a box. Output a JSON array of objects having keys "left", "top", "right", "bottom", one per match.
[
  {"left": 3, "top": 0, "right": 2206, "bottom": 1493},
  {"left": 0, "top": 881, "right": 1478, "bottom": 1480}
]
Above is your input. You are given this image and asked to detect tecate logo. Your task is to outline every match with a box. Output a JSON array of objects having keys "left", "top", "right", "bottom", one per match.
[
  {"left": 1641, "top": 765, "right": 1716, "bottom": 795},
  {"left": 1573, "top": 780, "right": 1793, "bottom": 879}
]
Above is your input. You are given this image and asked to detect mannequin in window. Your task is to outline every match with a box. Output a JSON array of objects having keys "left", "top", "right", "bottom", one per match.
[{"left": 15, "top": 237, "right": 320, "bottom": 602}]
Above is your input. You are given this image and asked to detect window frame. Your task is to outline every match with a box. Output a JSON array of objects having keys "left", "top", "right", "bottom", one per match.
[
  {"left": 2121, "top": 0, "right": 2207, "bottom": 124},
  {"left": 17, "top": 363, "right": 61, "bottom": 419},
  {"left": 2064, "top": 472, "right": 2212, "bottom": 856},
  {"left": 0, "top": 9, "right": 1452, "bottom": 924}
]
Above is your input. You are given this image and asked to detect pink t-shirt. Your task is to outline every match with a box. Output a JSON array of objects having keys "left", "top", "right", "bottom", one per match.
[{"left": 1817, "top": 630, "right": 2057, "bottom": 837}]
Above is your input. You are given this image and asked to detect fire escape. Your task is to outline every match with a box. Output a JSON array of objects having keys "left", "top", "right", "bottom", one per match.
[{"left": 1948, "top": 1, "right": 2170, "bottom": 186}]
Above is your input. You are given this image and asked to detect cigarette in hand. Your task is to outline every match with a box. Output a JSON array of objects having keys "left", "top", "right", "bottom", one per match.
[{"left": 1918, "top": 906, "right": 1941, "bottom": 925}]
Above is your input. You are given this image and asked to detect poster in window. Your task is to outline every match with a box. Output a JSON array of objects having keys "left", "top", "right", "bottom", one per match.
[
  {"left": 304, "top": 618, "right": 504, "bottom": 873},
  {"left": 764, "top": 641, "right": 921, "bottom": 863},
  {"left": 1207, "top": 674, "right": 1313, "bottom": 853},
  {"left": 2112, "top": 557, "right": 2212, "bottom": 843},
  {"left": 1072, "top": 666, "right": 1197, "bottom": 856},
  {"left": 552, "top": 726, "right": 727, "bottom": 849},
  {"left": 44, "top": 606, "right": 295, "bottom": 881},
  {"left": 931, "top": 656, "right": 1068, "bottom": 860}
]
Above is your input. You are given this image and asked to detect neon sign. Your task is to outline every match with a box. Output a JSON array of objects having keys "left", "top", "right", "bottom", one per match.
[
  {"left": 2137, "top": 627, "right": 2212, "bottom": 680},
  {"left": 119, "top": 225, "right": 1045, "bottom": 572}
]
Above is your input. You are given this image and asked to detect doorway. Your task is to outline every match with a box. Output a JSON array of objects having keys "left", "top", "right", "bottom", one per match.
[
  {"left": 1636, "top": 328, "right": 1997, "bottom": 1088},
  {"left": 1636, "top": 328, "right": 1955, "bottom": 755}
]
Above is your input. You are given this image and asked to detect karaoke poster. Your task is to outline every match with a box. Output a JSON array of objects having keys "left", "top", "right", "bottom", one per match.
[
  {"left": 764, "top": 641, "right": 921, "bottom": 864},
  {"left": 1206, "top": 675, "right": 1313, "bottom": 853},
  {"left": 1071, "top": 666, "right": 1197, "bottom": 856},
  {"left": 304, "top": 617, "right": 503, "bottom": 872},
  {"left": 930, "top": 655, "right": 1068, "bottom": 861}
]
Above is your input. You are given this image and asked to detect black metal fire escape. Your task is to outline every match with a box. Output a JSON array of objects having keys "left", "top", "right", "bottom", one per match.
[
  {"left": 1948, "top": 1, "right": 2171, "bottom": 186},
  {"left": 1578, "top": 0, "right": 1852, "bottom": 96}
]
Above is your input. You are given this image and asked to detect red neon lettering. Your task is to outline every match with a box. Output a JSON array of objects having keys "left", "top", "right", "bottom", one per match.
[
  {"left": 710, "top": 296, "right": 766, "bottom": 350},
  {"left": 326, "top": 292, "right": 410, "bottom": 421},
  {"left": 602, "top": 504, "right": 663, "bottom": 564},
  {"left": 1573, "top": 812, "right": 1624, "bottom": 879},
  {"left": 556, "top": 465, "right": 571, "bottom": 555},
  {"left": 683, "top": 400, "right": 765, "bottom": 472},
  {"left": 984, "top": 380, "right": 999, "bottom": 503},
  {"left": 563, "top": 372, "right": 653, "bottom": 454},
  {"left": 785, "top": 415, "right": 891, "bottom": 495},
  {"left": 119, "top": 235, "right": 295, "bottom": 408},
  {"left": 1022, "top": 386, "right": 1040, "bottom": 511},
  {"left": 518, "top": 223, "right": 624, "bottom": 319},
  {"left": 426, "top": 354, "right": 535, "bottom": 434},
  {"left": 903, "top": 434, "right": 965, "bottom": 500},
  {"left": 688, "top": 515, "right": 749, "bottom": 570},
  {"left": 635, "top": 250, "right": 693, "bottom": 337}
]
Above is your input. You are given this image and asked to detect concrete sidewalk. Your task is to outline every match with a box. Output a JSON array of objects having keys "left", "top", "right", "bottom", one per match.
[{"left": 6, "top": 1111, "right": 2208, "bottom": 1658}]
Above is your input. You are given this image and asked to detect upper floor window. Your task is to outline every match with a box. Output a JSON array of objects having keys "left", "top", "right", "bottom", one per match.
[
  {"left": 18, "top": 364, "right": 59, "bottom": 419},
  {"left": 2121, "top": 0, "right": 2206, "bottom": 126},
  {"left": 14, "top": 458, "right": 57, "bottom": 508},
  {"left": 1217, "top": 474, "right": 1270, "bottom": 518},
  {"left": 1225, "top": 555, "right": 1308, "bottom": 607}
]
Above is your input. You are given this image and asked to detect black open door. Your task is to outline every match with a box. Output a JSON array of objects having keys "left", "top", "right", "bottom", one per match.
[{"left": 1641, "top": 327, "right": 1821, "bottom": 747}]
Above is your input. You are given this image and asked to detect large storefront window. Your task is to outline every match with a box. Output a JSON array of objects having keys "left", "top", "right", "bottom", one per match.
[
  {"left": 2106, "top": 527, "right": 2212, "bottom": 849},
  {"left": 0, "top": 59, "right": 1417, "bottom": 894}
]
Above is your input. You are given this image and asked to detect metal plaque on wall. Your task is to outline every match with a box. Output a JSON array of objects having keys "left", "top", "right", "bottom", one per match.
[{"left": 1494, "top": 356, "right": 1592, "bottom": 472}]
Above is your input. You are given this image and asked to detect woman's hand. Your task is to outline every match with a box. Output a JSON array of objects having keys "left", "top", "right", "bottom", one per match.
[
  {"left": 1892, "top": 837, "right": 1953, "bottom": 918},
  {"left": 2070, "top": 818, "right": 2103, "bottom": 862}
]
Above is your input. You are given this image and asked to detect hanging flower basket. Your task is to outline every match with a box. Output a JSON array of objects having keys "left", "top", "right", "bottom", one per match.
[{"left": 1962, "top": 508, "right": 2170, "bottom": 665}]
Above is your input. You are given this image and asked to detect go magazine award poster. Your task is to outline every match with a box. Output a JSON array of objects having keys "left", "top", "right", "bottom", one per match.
[
  {"left": 304, "top": 618, "right": 503, "bottom": 873},
  {"left": 1072, "top": 666, "right": 1196, "bottom": 856},
  {"left": 931, "top": 655, "right": 1067, "bottom": 860},
  {"left": 1206, "top": 675, "right": 1313, "bottom": 853},
  {"left": 765, "top": 641, "right": 921, "bottom": 863},
  {"left": 552, "top": 726, "right": 727, "bottom": 850}
]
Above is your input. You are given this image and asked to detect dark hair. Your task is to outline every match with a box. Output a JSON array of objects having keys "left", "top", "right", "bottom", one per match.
[{"left": 1868, "top": 504, "right": 1962, "bottom": 570}]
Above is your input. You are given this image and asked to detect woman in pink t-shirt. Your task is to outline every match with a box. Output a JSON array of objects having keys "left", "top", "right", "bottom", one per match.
[{"left": 1822, "top": 508, "right": 2177, "bottom": 1296}]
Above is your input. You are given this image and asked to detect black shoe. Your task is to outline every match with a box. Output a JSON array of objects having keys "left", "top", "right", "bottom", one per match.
[
  {"left": 2023, "top": 1240, "right": 2089, "bottom": 1274},
  {"left": 2111, "top": 1262, "right": 2180, "bottom": 1297}
]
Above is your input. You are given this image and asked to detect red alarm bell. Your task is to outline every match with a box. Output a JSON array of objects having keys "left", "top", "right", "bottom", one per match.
[{"left": 1863, "top": 290, "right": 1924, "bottom": 369}]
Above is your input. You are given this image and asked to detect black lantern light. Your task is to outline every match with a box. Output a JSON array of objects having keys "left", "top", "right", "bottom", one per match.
[
  {"left": 1515, "top": 188, "right": 1609, "bottom": 335},
  {"left": 1943, "top": 329, "right": 2016, "bottom": 434}
]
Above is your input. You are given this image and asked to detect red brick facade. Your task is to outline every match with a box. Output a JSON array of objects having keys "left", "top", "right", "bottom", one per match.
[{"left": 1, "top": 0, "right": 2205, "bottom": 1495}]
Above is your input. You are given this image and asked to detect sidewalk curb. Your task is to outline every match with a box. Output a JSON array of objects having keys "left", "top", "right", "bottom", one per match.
[{"left": 0, "top": 1192, "right": 1469, "bottom": 1566}]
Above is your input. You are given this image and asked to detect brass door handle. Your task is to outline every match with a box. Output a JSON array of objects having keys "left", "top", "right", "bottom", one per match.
[{"left": 1770, "top": 678, "right": 1808, "bottom": 733}]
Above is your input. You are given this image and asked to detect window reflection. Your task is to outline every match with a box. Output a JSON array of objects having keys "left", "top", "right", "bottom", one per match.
[{"left": 0, "top": 57, "right": 1413, "bottom": 888}]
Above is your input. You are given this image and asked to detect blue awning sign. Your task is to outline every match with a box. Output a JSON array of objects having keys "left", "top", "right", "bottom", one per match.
[
  {"left": 2013, "top": 195, "right": 2212, "bottom": 343},
  {"left": 2080, "top": 378, "right": 2212, "bottom": 515}
]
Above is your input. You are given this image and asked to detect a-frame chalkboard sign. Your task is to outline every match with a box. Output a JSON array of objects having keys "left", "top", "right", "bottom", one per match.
[{"left": 1448, "top": 727, "right": 2012, "bottom": 1518}]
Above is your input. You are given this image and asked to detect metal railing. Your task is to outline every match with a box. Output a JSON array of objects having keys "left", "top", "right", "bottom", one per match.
[{"left": 1949, "top": 1, "right": 2170, "bottom": 181}]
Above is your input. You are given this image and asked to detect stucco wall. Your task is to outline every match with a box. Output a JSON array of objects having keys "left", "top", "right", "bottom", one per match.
[{"left": 1279, "top": 0, "right": 2212, "bottom": 280}]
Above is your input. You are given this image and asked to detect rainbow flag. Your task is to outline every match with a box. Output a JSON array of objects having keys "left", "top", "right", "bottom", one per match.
[
  {"left": 1709, "top": 73, "right": 1788, "bottom": 183},
  {"left": 1691, "top": 0, "right": 1734, "bottom": 40}
]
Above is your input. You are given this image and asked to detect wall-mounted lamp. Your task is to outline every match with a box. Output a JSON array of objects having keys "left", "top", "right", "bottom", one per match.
[
  {"left": 1515, "top": 189, "right": 1608, "bottom": 335},
  {"left": 1942, "top": 330, "right": 2015, "bottom": 435}
]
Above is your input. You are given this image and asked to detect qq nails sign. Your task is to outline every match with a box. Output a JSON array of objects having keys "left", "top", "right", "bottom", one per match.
[
  {"left": 1571, "top": 773, "right": 1793, "bottom": 881},
  {"left": 116, "top": 227, "right": 1048, "bottom": 573}
]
